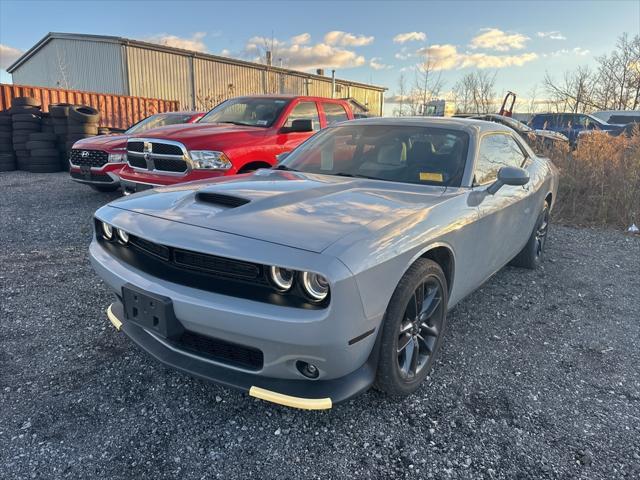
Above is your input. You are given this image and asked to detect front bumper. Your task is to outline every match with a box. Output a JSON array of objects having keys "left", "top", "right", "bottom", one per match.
[
  {"left": 106, "top": 301, "right": 378, "bottom": 409},
  {"left": 69, "top": 164, "right": 123, "bottom": 186}
]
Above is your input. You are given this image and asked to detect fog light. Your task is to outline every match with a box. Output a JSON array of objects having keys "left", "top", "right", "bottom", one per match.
[
  {"left": 116, "top": 229, "right": 129, "bottom": 244},
  {"left": 296, "top": 361, "right": 320, "bottom": 379},
  {"left": 101, "top": 222, "right": 113, "bottom": 240}
]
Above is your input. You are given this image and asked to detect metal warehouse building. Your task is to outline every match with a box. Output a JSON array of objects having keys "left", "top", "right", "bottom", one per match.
[{"left": 7, "top": 32, "right": 386, "bottom": 115}]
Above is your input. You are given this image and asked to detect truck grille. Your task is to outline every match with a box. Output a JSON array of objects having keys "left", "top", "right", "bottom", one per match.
[
  {"left": 69, "top": 149, "right": 108, "bottom": 168},
  {"left": 127, "top": 139, "right": 188, "bottom": 173}
]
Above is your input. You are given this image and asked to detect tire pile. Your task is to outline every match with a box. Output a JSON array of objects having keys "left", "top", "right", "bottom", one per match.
[
  {"left": 0, "top": 97, "right": 102, "bottom": 173},
  {"left": 0, "top": 110, "right": 13, "bottom": 172}
]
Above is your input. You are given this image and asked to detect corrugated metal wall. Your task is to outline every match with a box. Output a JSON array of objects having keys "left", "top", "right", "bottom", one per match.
[
  {"left": 11, "top": 38, "right": 126, "bottom": 95},
  {"left": 0, "top": 83, "right": 179, "bottom": 130},
  {"left": 126, "top": 46, "right": 194, "bottom": 111}
]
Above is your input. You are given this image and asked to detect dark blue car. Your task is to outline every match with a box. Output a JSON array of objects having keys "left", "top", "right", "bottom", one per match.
[{"left": 530, "top": 113, "right": 622, "bottom": 145}]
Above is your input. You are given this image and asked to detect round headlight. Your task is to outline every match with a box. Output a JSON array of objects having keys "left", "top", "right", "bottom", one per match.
[
  {"left": 116, "top": 229, "right": 129, "bottom": 244},
  {"left": 269, "top": 266, "right": 294, "bottom": 292},
  {"left": 101, "top": 222, "right": 113, "bottom": 240},
  {"left": 301, "top": 272, "right": 329, "bottom": 302}
]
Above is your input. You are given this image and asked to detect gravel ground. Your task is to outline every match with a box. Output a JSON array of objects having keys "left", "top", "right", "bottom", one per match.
[{"left": 1, "top": 171, "right": 639, "bottom": 480}]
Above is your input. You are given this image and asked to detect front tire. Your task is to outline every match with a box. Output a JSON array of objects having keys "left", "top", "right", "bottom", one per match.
[
  {"left": 375, "top": 259, "right": 448, "bottom": 397},
  {"left": 510, "top": 200, "right": 550, "bottom": 269}
]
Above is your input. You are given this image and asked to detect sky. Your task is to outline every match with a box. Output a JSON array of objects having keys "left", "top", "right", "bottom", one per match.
[{"left": 0, "top": 0, "right": 639, "bottom": 113}]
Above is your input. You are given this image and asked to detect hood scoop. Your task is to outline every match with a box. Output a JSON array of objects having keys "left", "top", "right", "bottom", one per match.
[{"left": 195, "top": 191, "right": 250, "bottom": 208}]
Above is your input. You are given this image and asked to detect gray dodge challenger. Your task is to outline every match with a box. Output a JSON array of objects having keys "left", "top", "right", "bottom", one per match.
[{"left": 90, "top": 117, "right": 558, "bottom": 410}]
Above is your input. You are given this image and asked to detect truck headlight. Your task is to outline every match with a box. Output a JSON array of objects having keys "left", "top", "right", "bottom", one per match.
[
  {"left": 301, "top": 272, "right": 329, "bottom": 302},
  {"left": 107, "top": 153, "right": 126, "bottom": 163},
  {"left": 189, "top": 151, "right": 232, "bottom": 170}
]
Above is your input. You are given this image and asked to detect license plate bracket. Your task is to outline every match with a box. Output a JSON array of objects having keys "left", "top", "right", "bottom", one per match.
[{"left": 121, "top": 284, "right": 183, "bottom": 339}]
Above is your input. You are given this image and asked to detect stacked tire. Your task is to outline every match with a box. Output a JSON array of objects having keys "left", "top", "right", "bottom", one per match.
[
  {"left": 0, "top": 109, "right": 14, "bottom": 172},
  {"left": 26, "top": 132, "right": 60, "bottom": 173},
  {"left": 11, "top": 97, "right": 42, "bottom": 171},
  {"left": 66, "top": 105, "right": 100, "bottom": 151},
  {"left": 49, "top": 103, "right": 73, "bottom": 169}
]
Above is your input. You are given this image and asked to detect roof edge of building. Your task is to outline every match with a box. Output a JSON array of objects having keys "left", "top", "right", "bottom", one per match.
[{"left": 7, "top": 32, "right": 387, "bottom": 92}]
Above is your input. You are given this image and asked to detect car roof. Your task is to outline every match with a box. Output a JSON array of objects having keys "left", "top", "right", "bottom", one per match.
[
  {"left": 229, "top": 95, "right": 347, "bottom": 102},
  {"left": 338, "top": 116, "right": 515, "bottom": 134}
]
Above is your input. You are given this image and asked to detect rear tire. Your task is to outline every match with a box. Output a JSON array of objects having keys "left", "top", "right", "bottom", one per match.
[
  {"left": 375, "top": 259, "right": 448, "bottom": 397},
  {"left": 510, "top": 201, "right": 550, "bottom": 269}
]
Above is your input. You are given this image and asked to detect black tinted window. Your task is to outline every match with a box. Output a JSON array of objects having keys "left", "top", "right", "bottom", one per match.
[
  {"left": 281, "top": 125, "right": 470, "bottom": 187},
  {"left": 476, "top": 134, "right": 526, "bottom": 185},
  {"left": 324, "top": 103, "right": 349, "bottom": 126},
  {"left": 284, "top": 102, "right": 320, "bottom": 130}
]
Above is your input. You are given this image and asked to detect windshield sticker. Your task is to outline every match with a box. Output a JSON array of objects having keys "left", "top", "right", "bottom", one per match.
[
  {"left": 420, "top": 172, "right": 443, "bottom": 182},
  {"left": 274, "top": 100, "right": 286, "bottom": 104},
  {"left": 320, "top": 149, "right": 334, "bottom": 170},
  {"left": 256, "top": 120, "right": 268, "bottom": 126}
]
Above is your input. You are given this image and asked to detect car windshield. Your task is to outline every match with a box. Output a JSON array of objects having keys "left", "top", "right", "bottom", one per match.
[
  {"left": 279, "top": 124, "right": 470, "bottom": 187},
  {"left": 126, "top": 114, "right": 195, "bottom": 134},
  {"left": 199, "top": 98, "right": 290, "bottom": 127}
]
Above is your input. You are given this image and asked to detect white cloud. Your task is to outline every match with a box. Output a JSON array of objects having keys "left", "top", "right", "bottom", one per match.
[
  {"left": 537, "top": 31, "right": 567, "bottom": 40},
  {"left": 290, "top": 33, "right": 311, "bottom": 45},
  {"left": 393, "top": 32, "right": 426, "bottom": 44},
  {"left": 0, "top": 44, "right": 24, "bottom": 70},
  {"left": 244, "top": 36, "right": 365, "bottom": 70},
  {"left": 369, "top": 57, "right": 392, "bottom": 70},
  {"left": 144, "top": 32, "right": 207, "bottom": 52},
  {"left": 324, "top": 31, "right": 374, "bottom": 47},
  {"left": 220, "top": 49, "right": 231, "bottom": 57},
  {"left": 469, "top": 28, "right": 529, "bottom": 51},
  {"left": 416, "top": 43, "right": 538, "bottom": 70},
  {"left": 547, "top": 47, "right": 590, "bottom": 57}
]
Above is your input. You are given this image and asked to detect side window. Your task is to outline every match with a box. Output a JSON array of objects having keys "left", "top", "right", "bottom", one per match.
[
  {"left": 323, "top": 103, "right": 349, "bottom": 126},
  {"left": 284, "top": 102, "right": 321, "bottom": 131},
  {"left": 475, "top": 134, "right": 526, "bottom": 185}
]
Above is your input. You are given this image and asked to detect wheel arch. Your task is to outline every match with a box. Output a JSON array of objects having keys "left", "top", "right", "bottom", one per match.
[
  {"left": 545, "top": 191, "right": 553, "bottom": 209},
  {"left": 419, "top": 244, "right": 455, "bottom": 293}
]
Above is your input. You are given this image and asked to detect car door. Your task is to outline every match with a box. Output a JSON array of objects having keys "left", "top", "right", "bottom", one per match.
[
  {"left": 471, "top": 132, "right": 534, "bottom": 276},
  {"left": 275, "top": 100, "right": 322, "bottom": 155},
  {"left": 321, "top": 102, "right": 350, "bottom": 127}
]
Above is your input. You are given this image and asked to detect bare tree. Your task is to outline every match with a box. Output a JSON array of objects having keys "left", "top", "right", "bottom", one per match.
[
  {"left": 393, "top": 73, "right": 407, "bottom": 116},
  {"left": 413, "top": 46, "right": 445, "bottom": 113},
  {"left": 453, "top": 71, "right": 497, "bottom": 114}
]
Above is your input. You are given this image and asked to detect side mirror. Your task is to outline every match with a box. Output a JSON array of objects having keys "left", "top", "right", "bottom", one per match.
[
  {"left": 486, "top": 166, "right": 529, "bottom": 194},
  {"left": 282, "top": 119, "right": 313, "bottom": 133}
]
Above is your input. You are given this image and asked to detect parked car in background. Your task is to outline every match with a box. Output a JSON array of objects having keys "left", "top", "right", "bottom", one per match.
[
  {"left": 69, "top": 111, "right": 204, "bottom": 192},
  {"left": 529, "top": 112, "right": 622, "bottom": 145},
  {"left": 91, "top": 117, "right": 558, "bottom": 409},
  {"left": 117, "top": 95, "right": 355, "bottom": 195},
  {"left": 471, "top": 114, "right": 569, "bottom": 152},
  {"left": 590, "top": 110, "right": 640, "bottom": 126}
]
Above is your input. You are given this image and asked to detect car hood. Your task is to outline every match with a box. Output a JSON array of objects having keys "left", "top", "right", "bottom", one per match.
[
  {"left": 108, "top": 170, "right": 448, "bottom": 253},
  {"left": 131, "top": 122, "right": 265, "bottom": 142},
  {"left": 73, "top": 134, "right": 129, "bottom": 151}
]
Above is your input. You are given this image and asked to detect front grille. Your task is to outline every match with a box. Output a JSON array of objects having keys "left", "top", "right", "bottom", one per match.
[
  {"left": 130, "top": 236, "right": 170, "bottom": 260},
  {"left": 127, "top": 154, "right": 147, "bottom": 168},
  {"left": 196, "top": 192, "right": 250, "bottom": 208},
  {"left": 153, "top": 157, "right": 187, "bottom": 172},
  {"left": 127, "top": 139, "right": 187, "bottom": 173},
  {"left": 174, "top": 249, "right": 260, "bottom": 280},
  {"left": 152, "top": 143, "right": 183, "bottom": 155},
  {"left": 170, "top": 331, "right": 263, "bottom": 370},
  {"left": 69, "top": 149, "right": 108, "bottom": 168}
]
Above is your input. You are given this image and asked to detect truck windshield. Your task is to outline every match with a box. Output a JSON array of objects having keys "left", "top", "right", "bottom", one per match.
[
  {"left": 126, "top": 114, "right": 195, "bottom": 134},
  {"left": 279, "top": 124, "right": 470, "bottom": 187},
  {"left": 199, "top": 98, "right": 290, "bottom": 127}
]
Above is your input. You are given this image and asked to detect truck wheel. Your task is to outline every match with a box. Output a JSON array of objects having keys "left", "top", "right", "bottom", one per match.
[{"left": 375, "top": 259, "right": 448, "bottom": 397}]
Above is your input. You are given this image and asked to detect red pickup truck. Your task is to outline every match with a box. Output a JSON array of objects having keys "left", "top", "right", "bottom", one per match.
[
  {"left": 118, "top": 95, "right": 355, "bottom": 194},
  {"left": 69, "top": 111, "right": 204, "bottom": 192}
]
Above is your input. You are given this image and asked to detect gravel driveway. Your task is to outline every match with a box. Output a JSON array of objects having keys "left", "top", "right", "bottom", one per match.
[{"left": 1, "top": 171, "right": 639, "bottom": 479}]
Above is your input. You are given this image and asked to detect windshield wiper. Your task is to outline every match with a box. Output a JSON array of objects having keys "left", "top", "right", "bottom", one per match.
[
  {"left": 218, "top": 121, "right": 254, "bottom": 127},
  {"left": 274, "top": 164, "right": 298, "bottom": 171},
  {"left": 334, "top": 172, "right": 384, "bottom": 181}
]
